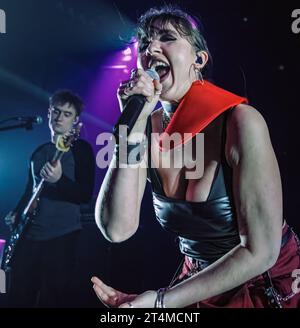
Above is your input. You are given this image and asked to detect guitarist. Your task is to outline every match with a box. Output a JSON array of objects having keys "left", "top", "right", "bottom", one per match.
[{"left": 4, "top": 90, "right": 95, "bottom": 307}]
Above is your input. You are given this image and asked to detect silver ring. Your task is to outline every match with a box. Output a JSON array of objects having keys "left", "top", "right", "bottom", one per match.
[
  {"left": 155, "top": 90, "right": 162, "bottom": 95},
  {"left": 130, "top": 69, "right": 138, "bottom": 78},
  {"left": 126, "top": 81, "right": 134, "bottom": 89},
  {"left": 127, "top": 302, "right": 133, "bottom": 308}
]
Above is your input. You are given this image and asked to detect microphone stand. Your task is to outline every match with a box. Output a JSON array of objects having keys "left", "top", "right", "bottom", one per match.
[{"left": 0, "top": 117, "right": 34, "bottom": 132}]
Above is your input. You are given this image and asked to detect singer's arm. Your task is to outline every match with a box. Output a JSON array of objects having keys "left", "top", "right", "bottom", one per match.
[
  {"left": 95, "top": 109, "right": 151, "bottom": 242},
  {"left": 95, "top": 73, "right": 161, "bottom": 242}
]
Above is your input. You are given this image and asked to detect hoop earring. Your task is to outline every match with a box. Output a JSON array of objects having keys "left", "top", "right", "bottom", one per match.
[{"left": 195, "top": 67, "right": 204, "bottom": 85}]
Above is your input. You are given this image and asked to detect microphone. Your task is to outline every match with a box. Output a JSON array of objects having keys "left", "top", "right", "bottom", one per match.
[
  {"left": 113, "top": 69, "right": 160, "bottom": 143},
  {"left": 16, "top": 116, "right": 43, "bottom": 125}
]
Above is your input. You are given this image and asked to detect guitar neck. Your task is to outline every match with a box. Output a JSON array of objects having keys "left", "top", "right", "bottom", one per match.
[
  {"left": 51, "top": 149, "right": 64, "bottom": 166},
  {"left": 22, "top": 149, "right": 66, "bottom": 217}
]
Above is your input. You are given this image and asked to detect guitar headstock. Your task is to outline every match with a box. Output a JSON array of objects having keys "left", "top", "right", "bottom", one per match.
[{"left": 56, "top": 123, "right": 82, "bottom": 152}]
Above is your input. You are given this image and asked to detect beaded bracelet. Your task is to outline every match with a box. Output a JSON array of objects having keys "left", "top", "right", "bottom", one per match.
[{"left": 154, "top": 288, "right": 168, "bottom": 308}]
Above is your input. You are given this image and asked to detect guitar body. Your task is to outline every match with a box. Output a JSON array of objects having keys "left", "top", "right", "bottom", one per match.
[
  {"left": 1, "top": 124, "right": 81, "bottom": 274},
  {"left": 1, "top": 211, "right": 34, "bottom": 272}
]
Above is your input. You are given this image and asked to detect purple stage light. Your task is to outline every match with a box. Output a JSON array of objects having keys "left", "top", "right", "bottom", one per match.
[
  {"left": 122, "top": 55, "right": 132, "bottom": 62},
  {"left": 86, "top": 43, "right": 137, "bottom": 128},
  {"left": 103, "top": 65, "right": 127, "bottom": 69},
  {"left": 122, "top": 47, "right": 132, "bottom": 55}
]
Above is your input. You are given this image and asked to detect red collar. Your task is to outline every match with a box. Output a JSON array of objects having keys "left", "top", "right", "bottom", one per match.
[{"left": 159, "top": 80, "right": 248, "bottom": 150}]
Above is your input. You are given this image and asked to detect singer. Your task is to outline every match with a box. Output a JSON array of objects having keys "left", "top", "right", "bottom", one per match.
[
  {"left": 93, "top": 5, "right": 300, "bottom": 308},
  {"left": 4, "top": 90, "right": 95, "bottom": 307}
]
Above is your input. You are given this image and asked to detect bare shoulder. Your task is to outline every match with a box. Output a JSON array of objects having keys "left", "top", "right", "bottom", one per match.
[
  {"left": 226, "top": 104, "right": 272, "bottom": 166},
  {"left": 227, "top": 104, "right": 268, "bottom": 132}
]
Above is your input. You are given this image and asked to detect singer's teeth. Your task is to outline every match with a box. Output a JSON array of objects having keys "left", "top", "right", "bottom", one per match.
[
  {"left": 149, "top": 60, "right": 170, "bottom": 71},
  {"left": 149, "top": 60, "right": 170, "bottom": 79}
]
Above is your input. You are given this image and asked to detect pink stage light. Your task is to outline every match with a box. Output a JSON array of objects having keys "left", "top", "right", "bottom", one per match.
[
  {"left": 122, "top": 55, "right": 132, "bottom": 62},
  {"left": 122, "top": 47, "right": 132, "bottom": 55}
]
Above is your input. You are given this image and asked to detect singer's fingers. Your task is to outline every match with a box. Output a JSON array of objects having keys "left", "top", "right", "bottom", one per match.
[
  {"left": 117, "top": 84, "right": 131, "bottom": 100},
  {"left": 153, "top": 79, "right": 162, "bottom": 93},
  {"left": 118, "top": 85, "right": 132, "bottom": 100},
  {"left": 118, "top": 68, "right": 158, "bottom": 101},
  {"left": 91, "top": 276, "right": 133, "bottom": 308},
  {"left": 145, "top": 79, "right": 162, "bottom": 102},
  {"left": 119, "top": 74, "right": 152, "bottom": 90},
  {"left": 119, "top": 78, "right": 132, "bottom": 86},
  {"left": 136, "top": 74, "right": 152, "bottom": 85},
  {"left": 134, "top": 80, "right": 153, "bottom": 93},
  {"left": 130, "top": 68, "right": 138, "bottom": 78},
  {"left": 133, "top": 68, "right": 153, "bottom": 82},
  {"left": 118, "top": 79, "right": 137, "bottom": 98},
  {"left": 91, "top": 277, "right": 119, "bottom": 297},
  {"left": 118, "top": 82, "right": 153, "bottom": 99}
]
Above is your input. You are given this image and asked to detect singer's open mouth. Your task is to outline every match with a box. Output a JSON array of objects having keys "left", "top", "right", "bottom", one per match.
[
  {"left": 155, "top": 65, "right": 170, "bottom": 80},
  {"left": 149, "top": 59, "right": 170, "bottom": 80}
]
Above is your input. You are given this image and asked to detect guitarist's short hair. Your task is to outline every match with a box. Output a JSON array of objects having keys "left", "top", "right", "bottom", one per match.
[{"left": 49, "top": 90, "right": 84, "bottom": 116}]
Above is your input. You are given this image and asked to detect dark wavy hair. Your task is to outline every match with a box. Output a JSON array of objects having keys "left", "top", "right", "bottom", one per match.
[
  {"left": 136, "top": 4, "right": 212, "bottom": 77},
  {"left": 49, "top": 90, "right": 84, "bottom": 116}
]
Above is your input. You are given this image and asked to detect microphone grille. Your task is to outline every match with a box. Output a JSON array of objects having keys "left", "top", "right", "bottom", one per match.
[{"left": 146, "top": 69, "right": 160, "bottom": 81}]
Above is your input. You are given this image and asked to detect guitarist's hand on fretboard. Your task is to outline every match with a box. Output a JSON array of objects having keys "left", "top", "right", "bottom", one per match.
[{"left": 40, "top": 160, "right": 62, "bottom": 183}]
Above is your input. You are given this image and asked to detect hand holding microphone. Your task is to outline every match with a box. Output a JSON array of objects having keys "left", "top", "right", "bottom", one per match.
[
  {"left": 114, "top": 68, "right": 161, "bottom": 143},
  {"left": 118, "top": 68, "right": 162, "bottom": 107}
]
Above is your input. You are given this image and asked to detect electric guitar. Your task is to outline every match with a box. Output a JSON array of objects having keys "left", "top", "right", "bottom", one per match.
[{"left": 1, "top": 124, "right": 82, "bottom": 272}]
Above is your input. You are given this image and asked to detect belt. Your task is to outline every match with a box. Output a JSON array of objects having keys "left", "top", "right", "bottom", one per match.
[{"left": 188, "top": 225, "right": 293, "bottom": 270}]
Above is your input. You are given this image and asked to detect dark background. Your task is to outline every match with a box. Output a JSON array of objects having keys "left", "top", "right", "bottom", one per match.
[{"left": 0, "top": 0, "right": 299, "bottom": 307}]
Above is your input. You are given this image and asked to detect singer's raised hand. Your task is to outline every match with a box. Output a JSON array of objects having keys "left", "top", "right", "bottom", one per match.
[{"left": 118, "top": 68, "right": 162, "bottom": 105}]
